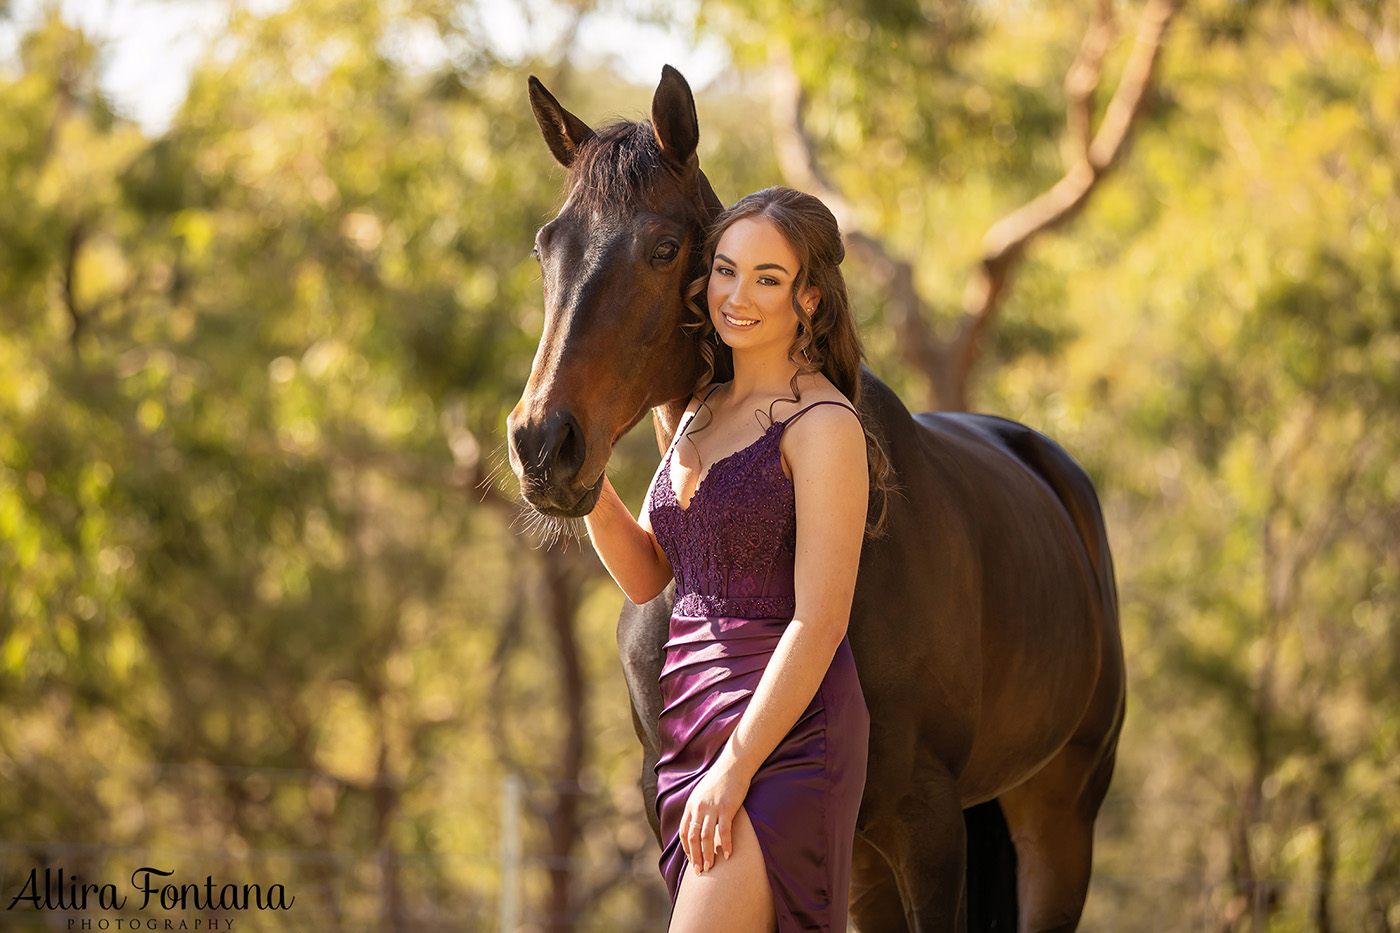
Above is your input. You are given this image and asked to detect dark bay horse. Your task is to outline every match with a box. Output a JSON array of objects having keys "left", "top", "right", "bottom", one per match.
[{"left": 506, "top": 65, "right": 1125, "bottom": 933}]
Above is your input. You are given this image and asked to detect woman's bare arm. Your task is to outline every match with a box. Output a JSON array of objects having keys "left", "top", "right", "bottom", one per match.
[
  {"left": 719, "top": 402, "right": 868, "bottom": 776},
  {"left": 584, "top": 398, "right": 703, "bottom": 605},
  {"left": 584, "top": 472, "right": 675, "bottom": 605}
]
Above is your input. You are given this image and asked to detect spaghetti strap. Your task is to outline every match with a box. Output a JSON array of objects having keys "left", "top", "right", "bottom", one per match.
[{"left": 779, "top": 399, "right": 858, "bottom": 432}]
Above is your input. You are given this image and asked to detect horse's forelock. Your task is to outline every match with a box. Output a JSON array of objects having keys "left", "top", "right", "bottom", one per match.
[{"left": 564, "top": 119, "right": 678, "bottom": 213}]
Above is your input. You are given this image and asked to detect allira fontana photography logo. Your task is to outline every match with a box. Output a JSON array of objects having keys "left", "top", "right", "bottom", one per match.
[{"left": 5, "top": 866, "right": 295, "bottom": 928}]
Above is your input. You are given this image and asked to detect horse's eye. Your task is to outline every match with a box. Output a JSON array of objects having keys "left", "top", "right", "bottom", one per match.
[
  {"left": 530, "top": 247, "right": 540, "bottom": 261},
  {"left": 653, "top": 241, "right": 679, "bottom": 263}
]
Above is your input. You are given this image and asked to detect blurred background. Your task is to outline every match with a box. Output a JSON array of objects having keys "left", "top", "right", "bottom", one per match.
[{"left": 0, "top": 0, "right": 1396, "bottom": 930}]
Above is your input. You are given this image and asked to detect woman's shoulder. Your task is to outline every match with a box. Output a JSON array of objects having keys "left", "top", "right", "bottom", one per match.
[
  {"left": 775, "top": 377, "right": 863, "bottom": 475},
  {"left": 773, "top": 375, "right": 856, "bottom": 425}
]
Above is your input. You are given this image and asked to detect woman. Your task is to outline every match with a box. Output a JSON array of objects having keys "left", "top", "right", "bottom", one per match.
[{"left": 584, "top": 186, "right": 893, "bottom": 933}]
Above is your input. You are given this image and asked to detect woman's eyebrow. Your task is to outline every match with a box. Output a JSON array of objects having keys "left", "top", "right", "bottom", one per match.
[{"left": 714, "top": 253, "right": 791, "bottom": 274}]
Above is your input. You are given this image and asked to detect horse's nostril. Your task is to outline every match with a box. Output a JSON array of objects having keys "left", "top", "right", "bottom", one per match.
[{"left": 531, "top": 410, "right": 586, "bottom": 489}]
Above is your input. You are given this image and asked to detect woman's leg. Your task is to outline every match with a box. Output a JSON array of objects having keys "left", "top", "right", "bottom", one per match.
[{"left": 667, "top": 804, "right": 778, "bottom": 933}]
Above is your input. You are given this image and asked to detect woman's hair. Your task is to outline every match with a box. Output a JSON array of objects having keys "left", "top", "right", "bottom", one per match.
[{"left": 680, "top": 186, "right": 896, "bottom": 539}]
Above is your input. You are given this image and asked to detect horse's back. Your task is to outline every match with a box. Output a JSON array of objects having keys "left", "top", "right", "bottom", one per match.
[{"left": 918, "top": 410, "right": 1116, "bottom": 610}]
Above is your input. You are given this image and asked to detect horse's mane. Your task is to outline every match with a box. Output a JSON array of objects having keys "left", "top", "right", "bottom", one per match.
[{"left": 564, "top": 119, "right": 668, "bottom": 210}]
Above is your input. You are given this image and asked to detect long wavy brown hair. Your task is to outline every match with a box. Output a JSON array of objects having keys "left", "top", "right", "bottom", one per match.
[{"left": 679, "top": 186, "right": 896, "bottom": 539}]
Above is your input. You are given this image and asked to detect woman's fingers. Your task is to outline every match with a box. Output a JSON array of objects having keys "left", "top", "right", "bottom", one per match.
[
  {"left": 684, "top": 806, "right": 720, "bottom": 874},
  {"left": 701, "top": 812, "right": 718, "bottom": 872},
  {"left": 682, "top": 782, "right": 747, "bottom": 873},
  {"left": 687, "top": 808, "right": 704, "bottom": 871}
]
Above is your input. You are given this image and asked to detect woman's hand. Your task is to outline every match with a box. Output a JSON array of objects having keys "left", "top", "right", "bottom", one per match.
[{"left": 679, "top": 758, "right": 752, "bottom": 874}]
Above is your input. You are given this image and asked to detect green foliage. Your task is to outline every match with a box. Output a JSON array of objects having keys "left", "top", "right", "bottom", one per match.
[
  {"left": 0, "top": 1, "right": 610, "bottom": 926},
  {"left": 976, "top": 10, "right": 1400, "bottom": 925},
  {"left": 1, "top": 0, "right": 1397, "bottom": 929}
]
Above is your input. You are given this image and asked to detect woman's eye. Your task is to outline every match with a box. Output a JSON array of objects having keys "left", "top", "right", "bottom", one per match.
[
  {"left": 714, "top": 265, "right": 733, "bottom": 276},
  {"left": 760, "top": 276, "right": 779, "bottom": 286},
  {"left": 653, "top": 241, "right": 679, "bottom": 262}
]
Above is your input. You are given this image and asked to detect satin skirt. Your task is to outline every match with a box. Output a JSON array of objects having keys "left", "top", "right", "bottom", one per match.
[{"left": 654, "top": 612, "right": 870, "bottom": 932}]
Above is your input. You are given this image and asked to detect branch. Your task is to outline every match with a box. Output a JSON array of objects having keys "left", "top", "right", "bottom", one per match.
[
  {"left": 540, "top": 554, "right": 587, "bottom": 933},
  {"left": 62, "top": 222, "right": 86, "bottom": 357},
  {"left": 1063, "top": 0, "right": 1117, "bottom": 167},
  {"left": 963, "top": 0, "right": 1181, "bottom": 400},
  {"left": 1263, "top": 391, "right": 1378, "bottom": 619},
  {"left": 767, "top": 0, "right": 1183, "bottom": 410},
  {"left": 486, "top": 559, "right": 552, "bottom": 826},
  {"left": 767, "top": 43, "right": 947, "bottom": 394}
]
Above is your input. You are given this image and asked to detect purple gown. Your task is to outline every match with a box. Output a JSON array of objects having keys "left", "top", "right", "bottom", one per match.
[{"left": 646, "top": 390, "right": 870, "bottom": 932}]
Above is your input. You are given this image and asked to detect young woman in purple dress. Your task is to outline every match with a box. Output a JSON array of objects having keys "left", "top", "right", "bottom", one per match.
[{"left": 583, "top": 186, "right": 894, "bottom": 933}]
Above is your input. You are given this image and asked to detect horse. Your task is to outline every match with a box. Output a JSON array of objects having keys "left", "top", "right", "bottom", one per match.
[{"left": 505, "top": 65, "right": 1125, "bottom": 933}]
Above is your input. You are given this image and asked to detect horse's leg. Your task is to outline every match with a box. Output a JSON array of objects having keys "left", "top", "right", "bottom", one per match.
[
  {"left": 864, "top": 774, "right": 968, "bottom": 933},
  {"left": 963, "top": 800, "right": 1019, "bottom": 932},
  {"left": 997, "top": 735, "right": 1119, "bottom": 933},
  {"left": 617, "top": 585, "right": 674, "bottom": 845},
  {"left": 848, "top": 834, "right": 910, "bottom": 933}
]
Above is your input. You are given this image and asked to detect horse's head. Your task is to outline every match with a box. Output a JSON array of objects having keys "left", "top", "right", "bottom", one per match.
[{"left": 507, "top": 66, "right": 724, "bottom": 517}]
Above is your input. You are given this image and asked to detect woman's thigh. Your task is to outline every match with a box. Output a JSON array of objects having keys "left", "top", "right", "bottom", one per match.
[{"left": 667, "top": 804, "right": 777, "bottom": 933}]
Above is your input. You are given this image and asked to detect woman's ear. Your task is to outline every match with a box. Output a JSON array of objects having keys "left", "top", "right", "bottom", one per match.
[{"left": 802, "top": 285, "right": 821, "bottom": 314}]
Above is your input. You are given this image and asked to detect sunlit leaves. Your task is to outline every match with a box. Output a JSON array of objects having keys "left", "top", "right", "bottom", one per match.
[{"left": 2, "top": 0, "right": 1398, "bottom": 927}]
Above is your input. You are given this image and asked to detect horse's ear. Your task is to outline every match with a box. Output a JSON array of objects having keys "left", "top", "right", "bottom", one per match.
[
  {"left": 697, "top": 169, "right": 725, "bottom": 224},
  {"left": 529, "top": 75, "right": 596, "bottom": 168},
  {"left": 651, "top": 64, "right": 700, "bottom": 169}
]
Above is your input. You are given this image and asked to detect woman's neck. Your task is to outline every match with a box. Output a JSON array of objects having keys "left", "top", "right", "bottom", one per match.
[{"left": 726, "top": 348, "right": 803, "bottom": 403}]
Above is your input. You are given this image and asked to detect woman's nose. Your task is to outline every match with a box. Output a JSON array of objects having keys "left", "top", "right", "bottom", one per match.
[{"left": 728, "top": 280, "right": 753, "bottom": 308}]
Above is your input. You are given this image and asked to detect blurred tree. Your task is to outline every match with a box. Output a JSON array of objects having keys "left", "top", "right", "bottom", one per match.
[
  {"left": 1, "top": 0, "right": 1397, "bottom": 931},
  {"left": 967, "top": 8, "right": 1400, "bottom": 929},
  {"left": 0, "top": 0, "right": 652, "bottom": 928}
]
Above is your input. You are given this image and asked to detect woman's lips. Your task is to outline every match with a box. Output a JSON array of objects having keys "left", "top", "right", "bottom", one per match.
[{"left": 723, "top": 313, "right": 758, "bottom": 328}]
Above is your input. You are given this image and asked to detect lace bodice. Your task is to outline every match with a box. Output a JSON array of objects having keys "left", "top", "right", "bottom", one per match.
[{"left": 646, "top": 393, "right": 858, "bottom": 620}]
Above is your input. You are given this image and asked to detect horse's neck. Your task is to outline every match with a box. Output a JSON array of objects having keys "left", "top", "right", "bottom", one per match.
[{"left": 652, "top": 399, "right": 692, "bottom": 454}]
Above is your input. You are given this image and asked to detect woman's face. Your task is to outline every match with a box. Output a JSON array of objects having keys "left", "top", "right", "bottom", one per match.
[{"left": 706, "top": 217, "right": 820, "bottom": 352}]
